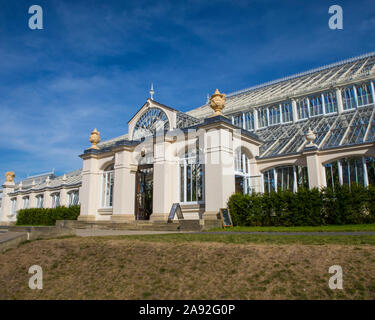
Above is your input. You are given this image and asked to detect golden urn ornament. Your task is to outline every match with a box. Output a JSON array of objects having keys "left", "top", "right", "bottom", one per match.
[
  {"left": 89, "top": 128, "right": 101, "bottom": 150},
  {"left": 209, "top": 89, "right": 226, "bottom": 117},
  {"left": 5, "top": 171, "right": 15, "bottom": 183}
]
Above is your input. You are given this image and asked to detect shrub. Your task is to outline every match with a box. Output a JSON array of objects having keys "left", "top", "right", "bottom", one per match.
[
  {"left": 227, "top": 186, "right": 374, "bottom": 227},
  {"left": 16, "top": 205, "right": 80, "bottom": 226}
]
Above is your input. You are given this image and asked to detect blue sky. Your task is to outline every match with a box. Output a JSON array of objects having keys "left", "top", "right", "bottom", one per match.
[{"left": 1, "top": 0, "right": 375, "bottom": 181}]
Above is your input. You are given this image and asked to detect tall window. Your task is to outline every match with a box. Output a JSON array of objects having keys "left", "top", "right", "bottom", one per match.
[
  {"left": 68, "top": 190, "right": 79, "bottom": 206},
  {"left": 22, "top": 196, "right": 30, "bottom": 209},
  {"left": 356, "top": 83, "right": 373, "bottom": 107},
  {"left": 263, "top": 166, "right": 309, "bottom": 193},
  {"left": 324, "top": 157, "right": 375, "bottom": 189},
  {"left": 342, "top": 86, "right": 357, "bottom": 110},
  {"left": 232, "top": 113, "right": 243, "bottom": 128},
  {"left": 263, "top": 169, "right": 275, "bottom": 193},
  {"left": 234, "top": 148, "right": 252, "bottom": 194},
  {"left": 324, "top": 92, "right": 338, "bottom": 114},
  {"left": 179, "top": 144, "right": 204, "bottom": 203},
  {"left": 101, "top": 164, "right": 114, "bottom": 208},
  {"left": 258, "top": 108, "right": 268, "bottom": 128},
  {"left": 276, "top": 166, "right": 294, "bottom": 191},
  {"left": 36, "top": 195, "right": 44, "bottom": 208},
  {"left": 366, "top": 157, "right": 375, "bottom": 186},
  {"left": 244, "top": 111, "right": 255, "bottom": 131},
  {"left": 325, "top": 162, "right": 340, "bottom": 190},
  {"left": 309, "top": 95, "right": 323, "bottom": 116},
  {"left": 269, "top": 106, "right": 281, "bottom": 125},
  {"left": 297, "top": 98, "right": 309, "bottom": 120},
  {"left": 50, "top": 193, "right": 60, "bottom": 208},
  {"left": 282, "top": 103, "right": 293, "bottom": 123},
  {"left": 10, "top": 198, "right": 17, "bottom": 216}
]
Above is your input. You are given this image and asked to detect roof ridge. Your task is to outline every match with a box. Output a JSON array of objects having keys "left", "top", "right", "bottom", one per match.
[{"left": 226, "top": 51, "right": 375, "bottom": 98}]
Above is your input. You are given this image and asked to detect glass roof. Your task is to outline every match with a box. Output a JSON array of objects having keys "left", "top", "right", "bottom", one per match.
[{"left": 257, "top": 106, "right": 375, "bottom": 158}]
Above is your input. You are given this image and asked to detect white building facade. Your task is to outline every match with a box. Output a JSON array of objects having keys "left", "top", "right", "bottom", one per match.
[{"left": 1, "top": 52, "right": 375, "bottom": 225}]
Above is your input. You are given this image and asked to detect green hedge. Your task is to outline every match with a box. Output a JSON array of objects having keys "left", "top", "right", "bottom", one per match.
[
  {"left": 227, "top": 185, "right": 375, "bottom": 227},
  {"left": 16, "top": 205, "right": 80, "bottom": 226}
]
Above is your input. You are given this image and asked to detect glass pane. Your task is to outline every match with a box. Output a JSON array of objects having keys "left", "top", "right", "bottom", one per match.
[
  {"left": 180, "top": 165, "right": 184, "bottom": 202},
  {"left": 341, "top": 159, "right": 349, "bottom": 185},
  {"left": 187, "top": 165, "right": 191, "bottom": 202},
  {"left": 367, "top": 157, "right": 375, "bottom": 186}
]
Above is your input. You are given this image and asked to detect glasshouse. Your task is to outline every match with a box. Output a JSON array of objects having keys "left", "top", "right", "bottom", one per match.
[{"left": 1, "top": 52, "right": 375, "bottom": 224}]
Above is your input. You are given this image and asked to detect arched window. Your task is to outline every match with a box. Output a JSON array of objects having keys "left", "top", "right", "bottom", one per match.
[
  {"left": 309, "top": 95, "right": 323, "bottom": 116},
  {"left": 36, "top": 195, "right": 44, "bottom": 208},
  {"left": 356, "top": 83, "right": 373, "bottom": 107},
  {"left": 342, "top": 86, "right": 357, "bottom": 110},
  {"left": 132, "top": 108, "right": 170, "bottom": 140},
  {"left": 258, "top": 108, "right": 268, "bottom": 128},
  {"left": 234, "top": 148, "right": 252, "bottom": 194},
  {"left": 50, "top": 192, "right": 60, "bottom": 208},
  {"left": 324, "top": 157, "right": 375, "bottom": 189},
  {"left": 101, "top": 164, "right": 114, "bottom": 208},
  {"left": 179, "top": 142, "right": 204, "bottom": 203},
  {"left": 281, "top": 102, "right": 293, "bottom": 123},
  {"left": 68, "top": 190, "right": 79, "bottom": 206},
  {"left": 324, "top": 91, "right": 338, "bottom": 114},
  {"left": 269, "top": 106, "right": 281, "bottom": 125},
  {"left": 297, "top": 98, "right": 309, "bottom": 120},
  {"left": 263, "top": 166, "right": 309, "bottom": 193},
  {"left": 22, "top": 196, "right": 30, "bottom": 209}
]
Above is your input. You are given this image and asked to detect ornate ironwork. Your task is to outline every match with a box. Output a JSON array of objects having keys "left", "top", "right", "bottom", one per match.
[{"left": 132, "top": 107, "right": 169, "bottom": 140}]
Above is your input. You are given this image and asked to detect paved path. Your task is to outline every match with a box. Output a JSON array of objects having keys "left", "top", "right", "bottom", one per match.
[
  {"left": 200, "top": 231, "right": 375, "bottom": 236},
  {"left": 0, "top": 231, "right": 27, "bottom": 243},
  {"left": 76, "top": 229, "right": 184, "bottom": 237}
]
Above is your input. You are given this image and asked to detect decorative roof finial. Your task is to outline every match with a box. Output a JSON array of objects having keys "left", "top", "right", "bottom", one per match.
[
  {"left": 150, "top": 83, "right": 155, "bottom": 100},
  {"left": 209, "top": 89, "right": 226, "bottom": 117},
  {"left": 89, "top": 128, "right": 101, "bottom": 150},
  {"left": 206, "top": 94, "right": 210, "bottom": 104},
  {"left": 5, "top": 171, "right": 15, "bottom": 183},
  {"left": 305, "top": 127, "right": 317, "bottom": 148},
  {"left": 62, "top": 174, "right": 67, "bottom": 182}
]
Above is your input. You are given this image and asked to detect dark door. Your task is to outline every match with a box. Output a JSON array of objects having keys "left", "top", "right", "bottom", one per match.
[{"left": 135, "top": 165, "right": 153, "bottom": 220}]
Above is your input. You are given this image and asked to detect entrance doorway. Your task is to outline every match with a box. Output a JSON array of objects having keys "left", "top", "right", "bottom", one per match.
[{"left": 135, "top": 164, "right": 153, "bottom": 220}]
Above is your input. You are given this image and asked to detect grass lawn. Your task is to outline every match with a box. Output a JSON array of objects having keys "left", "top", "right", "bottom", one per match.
[
  {"left": 1, "top": 233, "right": 375, "bottom": 299},
  {"left": 208, "top": 224, "right": 375, "bottom": 233}
]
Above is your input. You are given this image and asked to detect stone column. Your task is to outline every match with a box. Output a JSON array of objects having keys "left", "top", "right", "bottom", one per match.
[
  {"left": 43, "top": 190, "right": 51, "bottom": 208},
  {"left": 304, "top": 149, "right": 326, "bottom": 189},
  {"left": 204, "top": 127, "right": 235, "bottom": 220},
  {"left": 16, "top": 194, "right": 23, "bottom": 212},
  {"left": 253, "top": 109, "right": 259, "bottom": 131},
  {"left": 29, "top": 192, "right": 37, "bottom": 209},
  {"left": 78, "top": 155, "right": 101, "bottom": 221},
  {"left": 0, "top": 172, "right": 16, "bottom": 225},
  {"left": 336, "top": 88, "right": 344, "bottom": 114},
  {"left": 151, "top": 133, "right": 178, "bottom": 221},
  {"left": 60, "top": 188, "right": 68, "bottom": 207},
  {"left": 291, "top": 99, "right": 298, "bottom": 122},
  {"left": 111, "top": 148, "right": 137, "bottom": 222}
]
